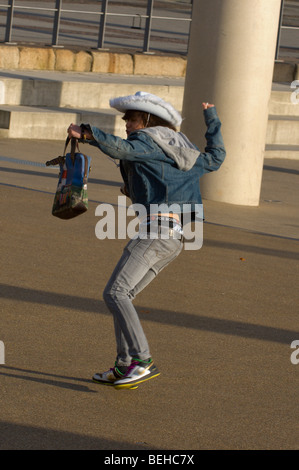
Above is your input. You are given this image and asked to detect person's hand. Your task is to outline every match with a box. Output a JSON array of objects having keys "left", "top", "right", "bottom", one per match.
[
  {"left": 202, "top": 103, "right": 215, "bottom": 110},
  {"left": 67, "top": 123, "right": 81, "bottom": 139}
]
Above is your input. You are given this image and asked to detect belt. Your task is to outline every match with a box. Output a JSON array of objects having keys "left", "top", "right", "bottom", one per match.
[{"left": 139, "top": 214, "right": 183, "bottom": 239}]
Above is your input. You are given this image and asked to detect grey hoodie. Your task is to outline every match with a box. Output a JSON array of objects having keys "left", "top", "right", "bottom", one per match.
[{"left": 139, "top": 127, "right": 200, "bottom": 171}]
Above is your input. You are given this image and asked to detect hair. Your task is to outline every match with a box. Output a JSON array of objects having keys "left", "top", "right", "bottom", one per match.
[{"left": 122, "top": 110, "right": 176, "bottom": 131}]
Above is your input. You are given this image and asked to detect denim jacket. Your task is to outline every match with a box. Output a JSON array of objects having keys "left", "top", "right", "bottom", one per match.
[{"left": 86, "top": 106, "right": 225, "bottom": 215}]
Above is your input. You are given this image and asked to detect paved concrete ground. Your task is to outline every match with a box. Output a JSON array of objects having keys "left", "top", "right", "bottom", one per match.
[{"left": 0, "top": 138, "right": 298, "bottom": 450}]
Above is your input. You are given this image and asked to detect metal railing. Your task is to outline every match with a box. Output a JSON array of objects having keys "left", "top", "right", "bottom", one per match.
[
  {"left": 0, "top": 0, "right": 193, "bottom": 54},
  {"left": 275, "top": 0, "right": 299, "bottom": 60},
  {"left": 0, "top": 0, "right": 298, "bottom": 59}
]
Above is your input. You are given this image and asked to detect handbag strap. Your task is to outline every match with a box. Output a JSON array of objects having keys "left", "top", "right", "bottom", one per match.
[
  {"left": 64, "top": 137, "right": 78, "bottom": 161},
  {"left": 46, "top": 138, "right": 89, "bottom": 182},
  {"left": 45, "top": 155, "right": 65, "bottom": 166},
  {"left": 66, "top": 136, "right": 89, "bottom": 182},
  {"left": 63, "top": 136, "right": 70, "bottom": 156},
  {"left": 46, "top": 137, "right": 71, "bottom": 166},
  {"left": 82, "top": 155, "right": 89, "bottom": 184}
]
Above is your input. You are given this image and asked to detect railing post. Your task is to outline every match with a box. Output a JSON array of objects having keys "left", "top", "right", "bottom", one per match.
[
  {"left": 132, "top": 14, "right": 142, "bottom": 30},
  {"left": 5, "top": 0, "right": 15, "bottom": 43},
  {"left": 275, "top": 0, "right": 285, "bottom": 60},
  {"left": 97, "top": 0, "right": 109, "bottom": 49},
  {"left": 143, "top": 0, "right": 154, "bottom": 53},
  {"left": 52, "top": 0, "right": 62, "bottom": 46},
  {"left": 0, "top": 341, "right": 4, "bottom": 365}
]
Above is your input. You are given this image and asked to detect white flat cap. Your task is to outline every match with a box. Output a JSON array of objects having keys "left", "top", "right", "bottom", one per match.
[{"left": 109, "top": 91, "right": 182, "bottom": 127}]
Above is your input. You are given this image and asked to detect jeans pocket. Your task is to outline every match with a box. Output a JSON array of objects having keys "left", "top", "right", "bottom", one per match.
[{"left": 142, "top": 238, "right": 182, "bottom": 265}]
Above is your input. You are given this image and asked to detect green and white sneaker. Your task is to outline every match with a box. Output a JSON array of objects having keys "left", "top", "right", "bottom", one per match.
[
  {"left": 113, "top": 358, "right": 160, "bottom": 389},
  {"left": 92, "top": 362, "right": 129, "bottom": 386}
]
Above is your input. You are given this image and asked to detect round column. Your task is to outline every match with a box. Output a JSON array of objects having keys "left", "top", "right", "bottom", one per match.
[{"left": 181, "top": 0, "right": 282, "bottom": 206}]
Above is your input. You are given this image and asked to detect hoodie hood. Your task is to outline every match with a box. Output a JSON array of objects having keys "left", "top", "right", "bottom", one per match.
[{"left": 139, "top": 127, "right": 200, "bottom": 171}]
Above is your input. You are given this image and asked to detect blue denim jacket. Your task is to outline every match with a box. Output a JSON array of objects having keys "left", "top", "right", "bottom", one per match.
[{"left": 86, "top": 107, "right": 225, "bottom": 215}]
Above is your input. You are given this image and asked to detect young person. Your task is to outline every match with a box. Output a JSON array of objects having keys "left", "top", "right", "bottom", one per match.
[{"left": 67, "top": 91, "right": 226, "bottom": 389}]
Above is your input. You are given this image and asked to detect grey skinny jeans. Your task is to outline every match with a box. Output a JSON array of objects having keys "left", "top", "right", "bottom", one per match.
[{"left": 103, "top": 236, "right": 183, "bottom": 366}]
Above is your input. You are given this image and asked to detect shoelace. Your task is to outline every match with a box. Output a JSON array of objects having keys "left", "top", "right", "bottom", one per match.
[
  {"left": 124, "top": 361, "right": 140, "bottom": 377},
  {"left": 125, "top": 360, "right": 152, "bottom": 377},
  {"left": 112, "top": 365, "right": 127, "bottom": 378}
]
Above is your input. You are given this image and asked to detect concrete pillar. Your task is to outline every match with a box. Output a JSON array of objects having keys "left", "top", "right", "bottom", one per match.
[{"left": 181, "top": 0, "right": 282, "bottom": 206}]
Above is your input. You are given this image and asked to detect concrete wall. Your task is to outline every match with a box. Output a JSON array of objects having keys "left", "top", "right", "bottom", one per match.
[
  {"left": 0, "top": 45, "right": 186, "bottom": 77},
  {"left": 0, "top": 45, "right": 297, "bottom": 81}
]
